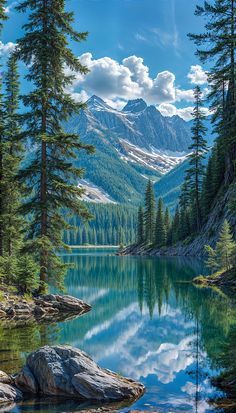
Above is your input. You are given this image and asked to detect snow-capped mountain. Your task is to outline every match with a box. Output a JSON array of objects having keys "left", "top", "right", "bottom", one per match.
[
  {"left": 79, "top": 95, "right": 192, "bottom": 153},
  {"left": 64, "top": 96, "right": 195, "bottom": 204}
]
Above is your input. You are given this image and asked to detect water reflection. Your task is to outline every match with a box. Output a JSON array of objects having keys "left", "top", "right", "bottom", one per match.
[{"left": 0, "top": 249, "right": 235, "bottom": 413}]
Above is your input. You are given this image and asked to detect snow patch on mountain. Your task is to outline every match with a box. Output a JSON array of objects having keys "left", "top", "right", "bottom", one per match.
[
  {"left": 119, "top": 139, "right": 187, "bottom": 174},
  {"left": 78, "top": 179, "right": 117, "bottom": 204}
]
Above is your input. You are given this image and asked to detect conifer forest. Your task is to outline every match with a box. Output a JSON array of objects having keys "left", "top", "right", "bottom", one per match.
[{"left": 0, "top": 1, "right": 235, "bottom": 412}]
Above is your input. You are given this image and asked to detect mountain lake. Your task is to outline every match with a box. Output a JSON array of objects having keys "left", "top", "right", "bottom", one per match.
[{"left": 0, "top": 248, "right": 235, "bottom": 413}]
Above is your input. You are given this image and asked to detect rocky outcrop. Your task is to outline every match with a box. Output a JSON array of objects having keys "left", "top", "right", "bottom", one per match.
[
  {"left": 0, "top": 293, "right": 91, "bottom": 323},
  {"left": 15, "top": 346, "right": 145, "bottom": 403}
]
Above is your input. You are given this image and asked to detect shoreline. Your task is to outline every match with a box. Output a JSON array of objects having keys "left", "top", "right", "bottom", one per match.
[
  {"left": 0, "top": 291, "right": 91, "bottom": 323},
  {"left": 193, "top": 268, "right": 236, "bottom": 288},
  {"left": 69, "top": 245, "right": 119, "bottom": 249}
]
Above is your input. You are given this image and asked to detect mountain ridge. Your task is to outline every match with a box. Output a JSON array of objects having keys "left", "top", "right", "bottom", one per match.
[{"left": 64, "top": 95, "right": 210, "bottom": 206}]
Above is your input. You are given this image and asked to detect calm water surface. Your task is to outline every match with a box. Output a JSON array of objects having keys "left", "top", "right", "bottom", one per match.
[{"left": 0, "top": 248, "right": 236, "bottom": 413}]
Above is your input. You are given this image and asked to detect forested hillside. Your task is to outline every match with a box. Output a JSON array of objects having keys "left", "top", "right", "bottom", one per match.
[
  {"left": 64, "top": 203, "right": 137, "bottom": 246},
  {"left": 128, "top": 0, "right": 236, "bottom": 260}
]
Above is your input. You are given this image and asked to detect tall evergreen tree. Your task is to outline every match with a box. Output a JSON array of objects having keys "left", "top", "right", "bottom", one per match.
[
  {"left": 215, "top": 220, "right": 235, "bottom": 270},
  {"left": 185, "top": 86, "right": 208, "bottom": 231},
  {"left": 0, "top": 69, "right": 4, "bottom": 258},
  {"left": 15, "top": 0, "right": 94, "bottom": 289},
  {"left": 2, "top": 54, "right": 23, "bottom": 257},
  {"left": 205, "top": 220, "right": 236, "bottom": 271},
  {"left": 164, "top": 207, "right": 171, "bottom": 244},
  {"left": 171, "top": 205, "right": 180, "bottom": 244},
  {"left": 144, "top": 180, "right": 155, "bottom": 244},
  {"left": 164, "top": 207, "right": 171, "bottom": 232},
  {"left": 137, "top": 206, "right": 144, "bottom": 245},
  {"left": 155, "top": 198, "right": 166, "bottom": 247},
  {"left": 0, "top": 1, "right": 7, "bottom": 32},
  {"left": 189, "top": 0, "right": 236, "bottom": 184},
  {"left": 0, "top": 1, "right": 7, "bottom": 257}
]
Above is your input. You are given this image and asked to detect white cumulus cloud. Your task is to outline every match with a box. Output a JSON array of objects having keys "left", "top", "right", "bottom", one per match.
[
  {"left": 65, "top": 53, "right": 209, "bottom": 121},
  {"left": 0, "top": 41, "right": 16, "bottom": 56},
  {"left": 158, "top": 103, "right": 194, "bottom": 121},
  {"left": 67, "top": 53, "right": 193, "bottom": 105},
  {"left": 158, "top": 103, "right": 211, "bottom": 121},
  {"left": 188, "top": 65, "right": 208, "bottom": 85}
]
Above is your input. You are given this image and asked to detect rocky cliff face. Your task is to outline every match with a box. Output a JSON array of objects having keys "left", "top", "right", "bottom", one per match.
[{"left": 79, "top": 95, "right": 192, "bottom": 153}]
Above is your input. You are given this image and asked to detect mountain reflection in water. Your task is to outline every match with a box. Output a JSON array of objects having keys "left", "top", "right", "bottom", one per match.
[{"left": 0, "top": 249, "right": 235, "bottom": 413}]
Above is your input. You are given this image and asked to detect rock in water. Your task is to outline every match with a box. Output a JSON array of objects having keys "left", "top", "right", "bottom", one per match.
[
  {"left": 0, "top": 371, "right": 12, "bottom": 385},
  {"left": 0, "top": 383, "right": 23, "bottom": 405},
  {"left": 15, "top": 346, "right": 145, "bottom": 402}
]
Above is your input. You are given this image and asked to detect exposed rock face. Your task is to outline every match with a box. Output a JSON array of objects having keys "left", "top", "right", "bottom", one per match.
[
  {"left": 0, "top": 294, "right": 91, "bottom": 322},
  {"left": 15, "top": 346, "right": 145, "bottom": 403},
  {"left": 0, "top": 383, "right": 23, "bottom": 405}
]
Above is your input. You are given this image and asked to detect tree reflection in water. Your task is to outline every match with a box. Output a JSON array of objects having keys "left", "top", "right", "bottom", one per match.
[{"left": 0, "top": 250, "right": 235, "bottom": 412}]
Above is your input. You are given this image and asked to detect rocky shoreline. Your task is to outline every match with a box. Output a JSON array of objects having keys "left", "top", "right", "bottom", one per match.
[
  {"left": 0, "top": 345, "right": 145, "bottom": 409},
  {"left": 0, "top": 292, "right": 91, "bottom": 323},
  {"left": 193, "top": 268, "right": 236, "bottom": 288},
  {"left": 118, "top": 242, "right": 204, "bottom": 258}
]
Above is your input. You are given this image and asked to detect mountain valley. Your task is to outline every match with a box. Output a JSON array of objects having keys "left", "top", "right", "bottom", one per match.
[{"left": 65, "top": 95, "right": 203, "bottom": 206}]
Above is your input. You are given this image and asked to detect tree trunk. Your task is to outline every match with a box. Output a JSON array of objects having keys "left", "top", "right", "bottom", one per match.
[
  {"left": 39, "top": 123, "right": 47, "bottom": 289},
  {"left": 225, "top": 0, "right": 236, "bottom": 184},
  {"left": 39, "top": 0, "right": 48, "bottom": 292}
]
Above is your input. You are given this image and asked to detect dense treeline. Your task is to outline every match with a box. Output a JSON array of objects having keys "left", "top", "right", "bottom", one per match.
[
  {"left": 0, "top": 1, "right": 92, "bottom": 292},
  {"left": 135, "top": 0, "right": 236, "bottom": 259},
  {"left": 64, "top": 203, "right": 137, "bottom": 246},
  {"left": 136, "top": 180, "right": 172, "bottom": 247}
]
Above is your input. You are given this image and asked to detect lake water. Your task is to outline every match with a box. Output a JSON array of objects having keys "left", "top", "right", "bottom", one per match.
[{"left": 0, "top": 248, "right": 236, "bottom": 412}]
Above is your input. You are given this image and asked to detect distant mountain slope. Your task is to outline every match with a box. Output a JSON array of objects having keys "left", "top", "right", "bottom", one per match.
[
  {"left": 83, "top": 95, "right": 192, "bottom": 153},
  {"left": 154, "top": 161, "right": 189, "bottom": 212},
  {"left": 154, "top": 152, "right": 211, "bottom": 212},
  {"left": 64, "top": 96, "right": 195, "bottom": 205}
]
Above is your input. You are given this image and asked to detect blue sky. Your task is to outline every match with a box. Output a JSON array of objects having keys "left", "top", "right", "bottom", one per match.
[{"left": 1, "top": 0, "right": 209, "bottom": 120}]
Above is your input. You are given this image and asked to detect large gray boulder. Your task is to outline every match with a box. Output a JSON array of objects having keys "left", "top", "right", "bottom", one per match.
[{"left": 15, "top": 346, "right": 145, "bottom": 403}]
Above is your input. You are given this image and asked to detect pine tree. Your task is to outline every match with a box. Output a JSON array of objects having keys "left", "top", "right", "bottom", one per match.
[
  {"left": 179, "top": 206, "right": 190, "bottom": 240},
  {"left": 0, "top": 1, "right": 7, "bottom": 257},
  {"left": 0, "top": 1, "right": 7, "bottom": 32},
  {"left": 2, "top": 54, "right": 23, "bottom": 257},
  {"left": 215, "top": 220, "right": 235, "bottom": 270},
  {"left": 189, "top": 0, "right": 236, "bottom": 184},
  {"left": 164, "top": 207, "right": 171, "bottom": 244},
  {"left": 16, "top": 254, "right": 40, "bottom": 294},
  {"left": 144, "top": 180, "right": 155, "bottom": 244},
  {"left": 205, "top": 220, "right": 236, "bottom": 271},
  {"left": 155, "top": 198, "right": 166, "bottom": 247},
  {"left": 205, "top": 245, "right": 219, "bottom": 274},
  {"left": 137, "top": 206, "right": 144, "bottom": 245},
  {"left": 171, "top": 206, "right": 180, "bottom": 244},
  {"left": 15, "top": 0, "right": 94, "bottom": 290},
  {"left": 201, "top": 154, "right": 214, "bottom": 217},
  {"left": 185, "top": 86, "right": 208, "bottom": 231},
  {"left": 164, "top": 207, "right": 171, "bottom": 233},
  {"left": 0, "top": 72, "right": 5, "bottom": 258}
]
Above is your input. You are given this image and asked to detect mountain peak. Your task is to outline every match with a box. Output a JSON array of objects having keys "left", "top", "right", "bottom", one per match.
[
  {"left": 87, "top": 95, "right": 111, "bottom": 111},
  {"left": 122, "top": 98, "right": 147, "bottom": 113}
]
